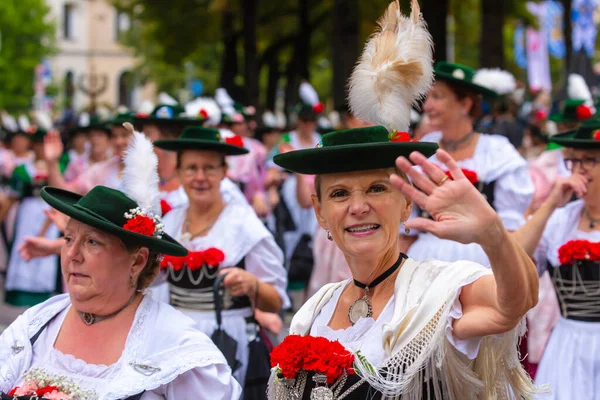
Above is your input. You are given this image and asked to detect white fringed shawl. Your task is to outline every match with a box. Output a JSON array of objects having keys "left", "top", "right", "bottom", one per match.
[{"left": 270, "top": 258, "right": 545, "bottom": 399}]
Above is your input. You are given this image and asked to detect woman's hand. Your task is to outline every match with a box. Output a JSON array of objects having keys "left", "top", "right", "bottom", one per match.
[
  {"left": 219, "top": 267, "right": 259, "bottom": 298},
  {"left": 18, "top": 236, "right": 64, "bottom": 261},
  {"left": 43, "top": 130, "right": 64, "bottom": 164},
  {"left": 546, "top": 174, "right": 588, "bottom": 208},
  {"left": 392, "top": 149, "right": 502, "bottom": 249}
]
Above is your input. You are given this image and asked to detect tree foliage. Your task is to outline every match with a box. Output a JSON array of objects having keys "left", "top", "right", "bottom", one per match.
[{"left": 0, "top": 0, "right": 55, "bottom": 112}]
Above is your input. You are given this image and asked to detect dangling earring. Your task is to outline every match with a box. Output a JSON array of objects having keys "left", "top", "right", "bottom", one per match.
[
  {"left": 403, "top": 222, "right": 410, "bottom": 235},
  {"left": 130, "top": 273, "right": 136, "bottom": 289},
  {"left": 326, "top": 230, "right": 333, "bottom": 241}
]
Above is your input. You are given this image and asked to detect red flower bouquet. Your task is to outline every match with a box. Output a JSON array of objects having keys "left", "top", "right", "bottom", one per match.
[
  {"left": 123, "top": 214, "right": 156, "bottom": 237},
  {"left": 270, "top": 335, "right": 355, "bottom": 384},
  {"left": 445, "top": 168, "right": 479, "bottom": 185},
  {"left": 161, "top": 247, "right": 225, "bottom": 271},
  {"left": 558, "top": 240, "right": 600, "bottom": 265}
]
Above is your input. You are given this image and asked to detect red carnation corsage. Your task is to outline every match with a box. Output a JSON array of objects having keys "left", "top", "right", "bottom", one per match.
[
  {"left": 161, "top": 247, "right": 225, "bottom": 271},
  {"left": 445, "top": 168, "right": 479, "bottom": 185},
  {"left": 592, "top": 129, "right": 600, "bottom": 141},
  {"left": 122, "top": 207, "right": 164, "bottom": 238},
  {"left": 199, "top": 109, "right": 209, "bottom": 119},
  {"left": 576, "top": 104, "right": 594, "bottom": 121},
  {"left": 312, "top": 102, "right": 324, "bottom": 114},
  {"left": 225, "top": 135, "right": 244, "bottom": 147},
  {"left": 558, "top": 240, "right": 600, "bottom": 265},
  {"left": 388, "top": 131, "right": 417, "bottom": 143}
]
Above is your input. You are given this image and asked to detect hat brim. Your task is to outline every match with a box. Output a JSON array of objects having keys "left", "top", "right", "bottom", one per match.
[
  {"left": 273, "top": 142, "right": 439, "bottom": 174},
  {"left": 153, "top": 139, "right": 249, "bottom": 155},
  {"left": 133, "top": 116, "right": 207, "bottom": 127},
  {"left": 435, "top": 73, "right": 499, "bottom": 99},
  {"left": 549, "top": 130, "right": 600, "bottom": 149},
  {"left": 41, "top": 187, "right": 188, "bottom": 256}
]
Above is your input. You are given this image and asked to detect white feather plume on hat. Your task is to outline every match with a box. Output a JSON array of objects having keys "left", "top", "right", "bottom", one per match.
[
  {"left": 138, "top": 100, "right": 155, "bottom": 116},
  {"left": 1, "top": 112, "right": 18, "bottom": 132},
  {"left": 17, "top": 115, "right": 31, "bottom": 132},
  {"left": 299, "top": 82, "right": 320, "bottom": 106},
  {"left": 348, "top": 0, "right": 434, "bottom": 132},
  {"left": 473, "top": 68, "right": 516, "bottom": 95},
  {"left": 262, "top": 110, "right": 278, "bottom": 128},
  {"left": 33, "top": 111, "right": 53, "bottom": 131},
  {"left": 78, "top": 113, "right": 90, "bottom": 127},
  {"left": 215, "top": 88, "right": 237, "bottom": 117},
  {"left": 568, "top": 74, "right": 593, "bottom": 104},
  {"left": 158, "top": 92, "right": 178, "bottom": 106},
  {"left": 186, "top": 97, "right": 222, "bottom": 127},
  {"left": 121, "top": 123, "right": 161, "bottom": 217}
]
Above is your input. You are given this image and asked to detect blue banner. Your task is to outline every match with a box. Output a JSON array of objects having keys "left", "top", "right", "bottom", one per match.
[
  {"left": 572, "top": 0, "right": 599, "bottom": 57},
  {"left": 546, "top": 0, "right": 566, "bottom": 58},
  {"left": 515, "top": 23, "right": 528, "bottom": 68}
]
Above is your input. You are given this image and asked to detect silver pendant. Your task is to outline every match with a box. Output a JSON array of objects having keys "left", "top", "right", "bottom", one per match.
[
  {"left": 348, "top": 287, "right": 373, "bottom": 325},
  {"left": 311, "top": 374, "right": 334, "bottom": 400},
  {"left": 80, "top": 312, "right": 96, "bottom": 325}
]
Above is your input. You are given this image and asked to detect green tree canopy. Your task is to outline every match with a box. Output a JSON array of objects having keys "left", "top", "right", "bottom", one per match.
[{"left": 0, "top": 0, "right": 55, "bottom": 112}]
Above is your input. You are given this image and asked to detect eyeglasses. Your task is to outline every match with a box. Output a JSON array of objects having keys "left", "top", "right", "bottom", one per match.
[
  {"left": 564, "top": 157, "right": 599, "bottom": 171},
  {"left": 181, "top": 164, "right": 224, "bottom": 178}
]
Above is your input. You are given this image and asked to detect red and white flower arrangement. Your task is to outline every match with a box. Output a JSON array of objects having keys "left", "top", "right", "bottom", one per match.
[
  {"left": 160, "top": 247, "right": 225, "bottom": 271},
  {"left": 558, "top": 240, "right": 600, "bottom": 265},
  {"left": 444, "top": 168, "right": 479, "bottom": 185},
  {"left": 123, "top": 207, "right": 164, "bottom": 238},
  {"left": 270, "top": 335, "right": 356, "bottom": 385},
  {"left": 7, "top": 368, "right": 96, "bottom": 399}
]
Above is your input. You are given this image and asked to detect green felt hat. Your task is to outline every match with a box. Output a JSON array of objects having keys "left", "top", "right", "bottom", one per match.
[
  {"left": 549, "top": 99, "right": 595, "bottom": 124},
  {"left": 134, "top": 104, "right": 206, "bottom": 127},
  {"left": 434, "top": 62, "right": 498, "bottom": 99},
  {"left": 273, "top": 125, "right": 438, "bottom": 174},
  {"left": 153, "top": 126, "right": 249, "bottom": 155},
  {"left": 76, "top": 115, "right": 110, "bottom": 134},
  {"left": 109, "top": 112, "right": 135, "bottom": 126},
  {"left": 41, "top": 186, "right": 187, "bottom": 256},
  {"left": 550, "top": 118, "right": 600, "bottom": 149}
]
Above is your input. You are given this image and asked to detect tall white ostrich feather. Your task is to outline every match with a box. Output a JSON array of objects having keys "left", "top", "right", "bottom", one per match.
[
  {"left": 568, "top": 74, "right": 593, "bottom": 103},
  {"left": 473, "top": 68, "right": 516, "bottom": 95},
  {"left": 33, "top": 111, "right": 53, "bottom": 130},
  {"left": 348, "top": 0, "right": 434, "bottom": 132},
  {"left": 186, "top": 97, "right": 222, "bottom": 127},
  {"left": 158, "top": 92, "right": 178, "bottom": 106},
  {"left": 17, "top": 115, "right": 31, "bottom": 132},
  {"left": 299, "top": 82, "right": 320, "bottom": 106},
  {"left": 215, "top": 88, "right": 237, "bottom": 117},
  {"left": 1, "top": 113, "right": 18, "bottom": 132},
  {"left": 121, "top": 123, "right": 162, "bottom": 217},
  {"left": 78, "top": 113, "right": 90, "bottom": 127}
]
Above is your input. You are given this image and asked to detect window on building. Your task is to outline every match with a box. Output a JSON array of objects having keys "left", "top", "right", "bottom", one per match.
[
  {"left": 63, "top": 3, "right": 74, "bottom": 40},
  {"left": 115, "top": 11, "right": 131, "bottom": 41},
  {"left": 118, "top": 71, "right": 133, "bottom": 108},
  {"left": 65, "top": 71, "right": 74, "bottom": 108}
]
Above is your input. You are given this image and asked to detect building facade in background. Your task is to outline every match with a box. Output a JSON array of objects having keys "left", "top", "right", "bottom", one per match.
[{"left": 45, "top": 0, "right": 154, "bottom": 112}]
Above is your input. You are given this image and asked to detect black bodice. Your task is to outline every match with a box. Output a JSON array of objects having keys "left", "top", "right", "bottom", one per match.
[{"left": 551, "top": 260, "right": 600, "bottom": 322}]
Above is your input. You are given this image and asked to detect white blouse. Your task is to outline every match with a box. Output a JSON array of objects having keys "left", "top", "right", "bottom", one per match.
[
  {"left": 309, "top": 277, "right": 484, "bottom": 367},
  {"left": 535, "top": 200, "right": 600, "bottom": 272},
  {"left": 408, "top": 132, "right": 534, "bottom": 267},
  {"left": 0, "top": 294, "right": 241, "bottom": 400}
]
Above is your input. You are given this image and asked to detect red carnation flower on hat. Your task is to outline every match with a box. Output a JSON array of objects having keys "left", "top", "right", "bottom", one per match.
[
  {"left": 160, "top": 199, "right": 173, "bottom": 216},
  {"left": 136, "top": 111, "right": 149, "bottom": 118},
  {"left": 123, "top": 215, "right": 156, "bottom": 237},
  {"left": 312, "top": 102, "right": 324, "bottom": 114},
  {"left": 535, "top": 109, "right": 548, "bottom": 121},
  {"left": 389, "top": 131, "right": 415, "bottom": 143},
  {"left": 576, "top": 104, "right": 593, "bottom": 121},
  {"left": 199, "top": 109, "right": 209, "bottom": 119},
  {"left": 593, "top": 129, "right": 600, "bottom": 141},
  {"left": 225, "top": 135, "right": 244, "bottom": 147}
]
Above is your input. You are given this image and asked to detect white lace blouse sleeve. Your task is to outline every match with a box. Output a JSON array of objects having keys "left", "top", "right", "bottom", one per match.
[
  {"left": 143, "top": 363, "right": 242, "bottom": 400},
  {"left": 245, "top": 236, "right": 291, "bottom": 309},
  {"left": 493, "top": 164, "right": 534, "bottom": 231}
]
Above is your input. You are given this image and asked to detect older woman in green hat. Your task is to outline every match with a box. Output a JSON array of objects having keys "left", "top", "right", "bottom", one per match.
[
  {"left": 511, "top": 119, "right": 600, "bottom": 399},
  {"left": 0, "top": 131, "right": 241, "bottom": 399},
  {"left": 153, "top": 126, "right": 289, "bottom": 393},
  {"left": 405, "top": 61, "right": 534, "bottom": 267}
]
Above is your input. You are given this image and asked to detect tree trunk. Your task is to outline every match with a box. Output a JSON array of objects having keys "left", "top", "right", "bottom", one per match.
[
  {"left": 421, "top": 0, "right": 448, "bottom": 62},
  {"left": 561, "top": 0, "right": 572, "bottom": 72},
  {"left": 219, "top": 10, "right": 238, "bottom": 94},
  {"left": 479, "top": 0, "right": 505, "bottom": 68},
  {"left": 296, "top": 0, "right": 311, "bottom": 80},
  {"left": 242, "top": 0, "right": 259, "bottom": 106},
  {"left": 266, "top": 54, "right": 281, "bottom": 111},
  {"left": 284, "top": 54, "right": 300, "bottom": 113},
  {"left": 332, "top": 0, "right": 360, "bottom": 112}
]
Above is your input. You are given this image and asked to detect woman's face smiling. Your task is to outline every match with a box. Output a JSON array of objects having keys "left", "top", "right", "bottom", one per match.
[{"left": 312, "top": 169, "right": 411, "bottom": 260}]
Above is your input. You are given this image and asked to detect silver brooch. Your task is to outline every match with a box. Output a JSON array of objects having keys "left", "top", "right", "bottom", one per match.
[
  {"left": 11, "top": 342, "right": 24, "bottom": 354},
  {"left": 130, "top": 361, "right": 161, "bottom": 376}
]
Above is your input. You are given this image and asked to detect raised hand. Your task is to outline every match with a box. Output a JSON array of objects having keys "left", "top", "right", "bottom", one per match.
[
  {"left": 391, "top": 149, "right": 502, "bottom": 248},
  {"left": 547, "top": 174, "right": 588, "bottom": 208},
  {"left": 43, "top": 130, "right": 64, "bottom": 163},
  {"left": 18, "top": 236, "right": 63, "bottom": 261}
]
